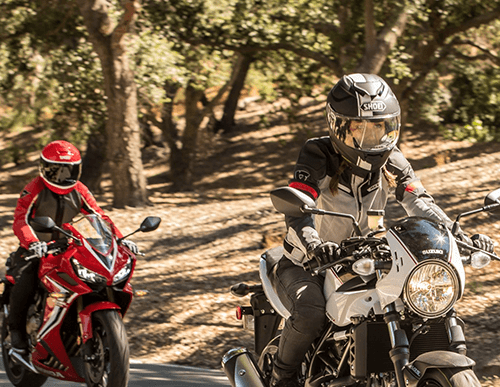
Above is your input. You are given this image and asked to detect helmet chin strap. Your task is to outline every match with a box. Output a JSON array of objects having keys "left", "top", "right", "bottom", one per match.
[
  {"left": 356, "top": 156, "right": 373, "bottom": 171},
  {"left": 332, "top": 142, "right": 373, "bottom": 177}
]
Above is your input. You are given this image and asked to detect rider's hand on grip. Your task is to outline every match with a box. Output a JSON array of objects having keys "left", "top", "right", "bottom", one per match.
[
  {"left": 305, "top": 241, "right": 338, "bottom": 271},
  {"left": 471, "top": 234, "right": 494, "bottom": 253},
  {"left": 122, "top": 239, "right": 139, "bottom": 254},
  {"left": 28, "top": 241, "right": 48, "bottom": 258}
]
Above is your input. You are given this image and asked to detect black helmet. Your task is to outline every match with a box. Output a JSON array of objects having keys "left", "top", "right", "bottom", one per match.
[{"left": 326, "top": 73, "right": 401, "bottom": 173}]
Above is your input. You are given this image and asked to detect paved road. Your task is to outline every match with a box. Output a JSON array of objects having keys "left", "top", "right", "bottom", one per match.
[{"left": 0, "top": 357, "right": 231, "bottom": 386}]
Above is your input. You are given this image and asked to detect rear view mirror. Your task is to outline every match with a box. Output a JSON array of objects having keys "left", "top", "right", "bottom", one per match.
[
  {"left": 485, "top": 188, "right": 500, "bottom": 211},
  {"left": 270, "top": 187, "right": 316, "bottom": 217},
  {"left": 139, "top": 216, "right": 161, "bottom": 233},
  {"left": 30, "top": 216, "right": 56, "bottom": 233}
]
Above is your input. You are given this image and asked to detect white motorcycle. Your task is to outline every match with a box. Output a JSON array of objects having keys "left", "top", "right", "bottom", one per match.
[{"left": 222, "top": 186, "right": 500, "bottom": 387}]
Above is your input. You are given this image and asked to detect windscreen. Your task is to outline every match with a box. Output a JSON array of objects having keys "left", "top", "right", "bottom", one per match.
[{"left": 72, "top": 215, "right": 113, "bottom": 255}]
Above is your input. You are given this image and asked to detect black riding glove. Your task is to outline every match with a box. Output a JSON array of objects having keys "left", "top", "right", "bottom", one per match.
[
  {"left": 307, "top": 241, "right": 339, "bottom": 267},
  {"left": 471, "top": 234, "right": 494, "bottom": 253}
]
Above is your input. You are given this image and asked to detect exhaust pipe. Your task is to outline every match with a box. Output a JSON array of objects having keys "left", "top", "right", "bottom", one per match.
[{"left": 222, "top": 347, "right": 267, "bottom": 387}]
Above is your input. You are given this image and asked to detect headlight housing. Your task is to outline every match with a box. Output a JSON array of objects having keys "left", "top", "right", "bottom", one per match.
[
  {"left": 113, "top": 258, "right": 132, "bottom": 285},
  {"left": 403, "top": 260, "right": 459, "bottom": 318},
  {"left": 71, "top": 258, "right": 107, "bottom": 285}
]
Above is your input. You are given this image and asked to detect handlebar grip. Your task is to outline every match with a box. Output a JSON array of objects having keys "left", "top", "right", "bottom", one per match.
[
  {"left": 230, "top": 283, "right": 263, "bottom": 297},
  {"left": 303, "top": 259, "right": 320, "bottom": 272}
]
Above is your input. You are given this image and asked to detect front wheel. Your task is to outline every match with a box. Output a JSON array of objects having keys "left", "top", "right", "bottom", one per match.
[
  {"left": 82, "top": 310, "right": 129, "bottom": 387},
  {"left": 417, "top": 368, "right": 481, "bottom": 387}
]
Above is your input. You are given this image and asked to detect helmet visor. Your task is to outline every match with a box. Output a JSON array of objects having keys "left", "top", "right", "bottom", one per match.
[
  {"left": 41, "top": 160, "right": 81, "bottom": 187},
  {"left": 331, "top": 114, "right": 400, "bottom": 152}
]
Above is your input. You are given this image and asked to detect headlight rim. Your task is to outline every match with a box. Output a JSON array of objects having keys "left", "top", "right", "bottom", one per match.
[
  {"left": 71, "top": 258, "right": 108, "bottom": 285},
  {"left": 403, "top": 259, "right": 459, "bottom": 318},
  {"left": 112, "top": 257, "right": 133, "bottom": 285}
]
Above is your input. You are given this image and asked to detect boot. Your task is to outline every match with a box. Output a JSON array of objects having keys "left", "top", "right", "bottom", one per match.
[
  {"left": 270, "top": 375, "right": 300, "bottom": 387},
  {"left": 10, "top": 329, "right": 28, "bottom": 354},
  {"left": 270, "top": 366, "right": 300, "bottom": 387}
]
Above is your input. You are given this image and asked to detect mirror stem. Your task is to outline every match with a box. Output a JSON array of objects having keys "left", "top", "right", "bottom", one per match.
[
  {"left": 118, "top": 229, "right": 139, "bottom": 243},
  {"left": 302, "top": 205, "right": 363, "bottom": 236}
]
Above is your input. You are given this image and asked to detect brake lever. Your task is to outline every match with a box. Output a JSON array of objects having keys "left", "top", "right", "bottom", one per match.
[{"left": 455, "top": 240, "right": 499, "bottom": 261}]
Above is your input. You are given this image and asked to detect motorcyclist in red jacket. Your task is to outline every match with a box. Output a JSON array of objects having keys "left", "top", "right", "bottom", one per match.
[{"left": 8, "top": 140, "right": 138, "bottom": 353}]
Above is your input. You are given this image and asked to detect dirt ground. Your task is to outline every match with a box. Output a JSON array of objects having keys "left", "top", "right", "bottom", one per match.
[{"left": 1, "top": 97, "right": 500, "bottom": 386}]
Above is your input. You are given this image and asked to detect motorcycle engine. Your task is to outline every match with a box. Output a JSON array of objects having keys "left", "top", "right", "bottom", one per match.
[{"left": 26, "top": 304, "right": 42, "bottom": 345}]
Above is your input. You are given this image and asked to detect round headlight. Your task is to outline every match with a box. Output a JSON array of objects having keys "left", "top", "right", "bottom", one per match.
[{"left": 403, "top": 260, "right": 459, "bottom": 318}]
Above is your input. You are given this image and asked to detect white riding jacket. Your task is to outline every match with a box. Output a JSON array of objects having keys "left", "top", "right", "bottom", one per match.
[{"left": 283, "top": 137, "right": 453, "bottom": 266}]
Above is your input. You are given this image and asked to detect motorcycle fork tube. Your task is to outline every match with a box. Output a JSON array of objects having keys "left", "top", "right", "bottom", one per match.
[
  {"left": 384, "top": 303, "right": 409, "bottom": 387},
  {"left": 106, "top": 287, "right": 115, "bottom": 303},
  {"left": 446, "top": 309, "right": 467, "bottom": 355}
]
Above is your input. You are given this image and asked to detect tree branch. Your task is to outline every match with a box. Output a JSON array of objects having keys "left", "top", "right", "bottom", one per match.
[
  {"left": 355, "top": 4, "right": 408, "bottom": 74},
  {"left": 201, "top": 53, "right": 243, "bottom": 116},
  {"left": 179, "top": 37, "right": 344, "bottom": 77},
  {"left": 451, "top": 38, "right": 500, "bottom": 66},
  {"left": 46, "top": 3, "right": 78, "bottom": 37},
  {"left": 75, "top": 0, "right": 112, "bottom": 44},
  {"left": 112, "top": 1, "right": 140, "bottom": 46},
  {"left": 364, "top": 0, "right": 376, "bottom": 55},
  {"left": 442, "top": 5, "right": 500, "bottom": 40}
]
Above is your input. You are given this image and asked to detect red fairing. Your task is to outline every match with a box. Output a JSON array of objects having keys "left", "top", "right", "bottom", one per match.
[
  {"left": 79, "top": 302, "right": 121, "bottom": 343},
  {"left": 19, "top": 218, "right": 135, "bottom": 383}
]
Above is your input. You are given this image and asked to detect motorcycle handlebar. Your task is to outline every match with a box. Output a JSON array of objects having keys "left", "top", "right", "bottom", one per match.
[
  {"left": 24, "top": 240, "right": 68, "bottom": 261},
  {"left": 455, "top": 239, "right": 499, "bottom": 261}
]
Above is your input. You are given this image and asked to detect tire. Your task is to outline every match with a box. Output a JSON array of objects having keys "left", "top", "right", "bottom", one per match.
[
  {"left": 1, "top": 313, "right": 48, "bottom": 387},
  {"left": 83, "top": 310, "right": 129, "bottom": 387},
  {"left": 417, "top": 368, "right": 481, "bottom": 387},
  {"left": 257, "top": 336, "right": 280, "bottom": 385}
]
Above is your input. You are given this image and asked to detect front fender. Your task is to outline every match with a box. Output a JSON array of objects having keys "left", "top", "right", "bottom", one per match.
[
  {"left": 79, "top": 301, "right": 121, "bottom": 343},
  {"left": 403, "top": 350, "right": 476, "bottom": 387}
]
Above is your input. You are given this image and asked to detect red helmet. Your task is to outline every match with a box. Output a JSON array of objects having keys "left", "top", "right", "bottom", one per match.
[{"left": 39, "top": 140, "right": 82, "bottom": 194}]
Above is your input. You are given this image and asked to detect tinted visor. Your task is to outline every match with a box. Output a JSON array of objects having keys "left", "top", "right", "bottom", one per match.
[
  {"left": 333, "top": 114, "right": 400, "bottom": 152},
  {"left": 41, "top": 160, "right": 81, "bottom": 187}
]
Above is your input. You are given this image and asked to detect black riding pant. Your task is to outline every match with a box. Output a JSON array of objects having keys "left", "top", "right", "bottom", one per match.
[
  {"left": 7, "top": 247, "right": 39, "bottom": 333},
  {"left": 270, "top": 257, "right": 326, "bottom": 378}
]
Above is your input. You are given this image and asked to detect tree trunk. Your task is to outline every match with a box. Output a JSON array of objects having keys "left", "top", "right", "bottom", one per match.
[
  {"left": 355, "top": 0, "right": 408, "bottom": 74},
  {"left": 80, "top": 126, "right": 106, "bottom": 193},
  {"left": 76, "top": 0, "right": 147, "bottom": 208},
  {"left": 216, "top": 53, "right": 254, "bottom": 134},
  {"left": 168, "top": 83, "right": 205, "bottom": 191}
]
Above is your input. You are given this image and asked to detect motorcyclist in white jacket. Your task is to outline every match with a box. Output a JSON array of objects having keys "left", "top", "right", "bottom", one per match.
[{"left": 269, "top": 73, "right": 494, "bottom": 387}]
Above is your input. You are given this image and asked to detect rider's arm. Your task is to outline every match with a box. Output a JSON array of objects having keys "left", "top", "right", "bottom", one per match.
[
  {"left": 76, "top": 182, "right": 124, "bottom": 238},
  {"left": 12, "top": 177, "right": 46, "bottom": 249},
  {"left": 387, "top": 147, "right": 454, "bottom": 229},
  {"left": 283, "top": 138, "right": 333, "bottom": 263}
]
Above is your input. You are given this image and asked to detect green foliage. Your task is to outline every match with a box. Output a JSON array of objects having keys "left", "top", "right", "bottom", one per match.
[
  {"left": 2, "top": 0, "right": 500, "bottom": 169},
  {"left": 0, "top": 1, "right": 103, "bottom": 150},
  {"left": 439, "top": 65, "right": 500, "bottom": 142}
]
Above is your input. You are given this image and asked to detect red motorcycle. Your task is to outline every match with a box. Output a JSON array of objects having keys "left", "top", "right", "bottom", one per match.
[{"left": 1, "top": 214, "right": 161, "bottom": 387}]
